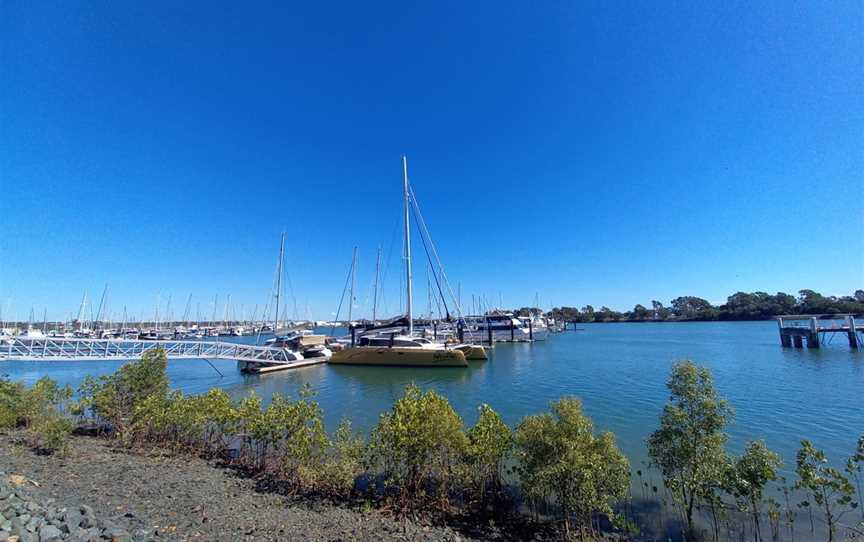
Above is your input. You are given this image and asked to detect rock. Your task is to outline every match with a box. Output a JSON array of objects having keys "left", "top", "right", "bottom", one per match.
[
  {"left": 37, "top": 524, "right": 62, "bottom": 540},
  {"left": 0, "top": 530, "right": 9, "bottom": 541}
]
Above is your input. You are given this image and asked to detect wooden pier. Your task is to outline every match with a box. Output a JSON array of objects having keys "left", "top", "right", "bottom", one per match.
[{"left": 776, "top": 314, "right": 862, "bottom": 349}]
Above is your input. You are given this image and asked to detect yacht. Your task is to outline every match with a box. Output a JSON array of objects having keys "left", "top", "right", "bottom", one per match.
[
  {"left": 468, "top": 313, "right": 548, "bottom": 342},
  {"left": 329, "top": 157, "right": 469, "bottom": 368}
]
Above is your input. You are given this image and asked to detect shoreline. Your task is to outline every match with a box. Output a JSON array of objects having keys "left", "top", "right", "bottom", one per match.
[{"left": 0, "top": 431, "right": 593, "bottom": 542}]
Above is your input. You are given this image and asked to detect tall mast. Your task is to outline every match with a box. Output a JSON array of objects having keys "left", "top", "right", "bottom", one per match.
[
  {"left": 348, "top": 246, "right": 357, "bottom": 324},
  {"left": 372, "top": 245, "right": 381, "bottom": 323},
  {"left": 274, "top": 232, "right": 285, "bottom": 332},
  {"left": 403, "top": 155, "right": 414, "bottom": 335}
]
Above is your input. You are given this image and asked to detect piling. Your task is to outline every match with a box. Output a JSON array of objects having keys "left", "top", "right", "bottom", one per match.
[
  {"left": 793, "top": 335, "right": 803, "bottom": 348},
  {"left": 528, "top": 318, "right": 534, "bottom": 341},
  {"left": 807, "top": 317, "right": 820, "bottom": 348},
  {"left": 350, "top": 326, "right": 356, "bottom": 347},
  {"left": 486, "top": 318, "right": 492, "bottom": 344},
  {"left": 510, "top": 319, "right": 515, "bottom": 342},
  {"left": 849, "top": 315, "right": 859, "bottom": 349},
  {"left": 778, "top": 318, "right": 791, "bottom": 347}
]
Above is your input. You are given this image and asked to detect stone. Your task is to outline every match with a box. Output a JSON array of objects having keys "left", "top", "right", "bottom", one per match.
[
  {"left": 37, "top": 524, "right": 62, "bottom": 540},
  {"left": 0, "top": 530, "right": 9, "bottom": 541}
]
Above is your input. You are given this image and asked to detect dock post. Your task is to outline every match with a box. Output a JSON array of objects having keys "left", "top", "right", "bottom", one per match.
[
  {"left": 510, "top": 319, "right": 515, "bottom": 342},
  {"left": 778, "top": 318, "right": 791, "bottom": 347},
  {"left": 793, "top": 335, "right": 803, "bottom": 348},
  {"left": 433, "top": 321, "right": 437, "bottom": 340},
  {"left": 487, "top": 318, "right": 492, "bottom": 344},
  {"left": 848, "top": 315, "right": 859, "bottom": 349},
  {"left": 807, "top": 317, "right": 820, "bottom": 348},
  {"left": 350, "top": 326, "right": 356, "bottom": 347},
  {"left": 528, "top": 318, "right": 533, "bottom": 341},
  {"left": 457, "top": 321, "right": 464, "bottom": 343}
]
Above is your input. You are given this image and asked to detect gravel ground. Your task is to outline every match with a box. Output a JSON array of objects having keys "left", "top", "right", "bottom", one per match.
[{"left": 0, "top": 433, "right": 475, "bottom": 542}]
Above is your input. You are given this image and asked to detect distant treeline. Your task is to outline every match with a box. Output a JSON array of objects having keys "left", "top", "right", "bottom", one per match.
[{"left": 539, "top": 289, "right": 864, "bottom": 323}]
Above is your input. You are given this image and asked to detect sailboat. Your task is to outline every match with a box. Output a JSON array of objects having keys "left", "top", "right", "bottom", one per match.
[{"left": 330, "top": 157, "right": 468, "bottom": 367}]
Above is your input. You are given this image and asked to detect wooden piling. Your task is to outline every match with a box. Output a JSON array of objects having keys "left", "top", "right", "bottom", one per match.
[
  {"left": 528, "top": 318, "right": 534, "bottom": 341},
  {"left": 793, "top": 335, "right": 803, "bottom": 348},
  {"left": 510, "top": 319, "right": 515, "bottom": 342}
]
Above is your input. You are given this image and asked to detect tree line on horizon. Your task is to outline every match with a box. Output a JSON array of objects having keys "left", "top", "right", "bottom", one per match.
[{"left": 541, "top": 289, "right": 864, "bottom": 323}]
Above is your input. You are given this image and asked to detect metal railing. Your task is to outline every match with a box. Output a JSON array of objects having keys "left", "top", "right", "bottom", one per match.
[{"left": 0, "top": 338, "right": 301, "bottom": 364}]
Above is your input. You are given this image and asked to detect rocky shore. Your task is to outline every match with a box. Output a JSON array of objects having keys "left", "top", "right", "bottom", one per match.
[{"left": 0, "top": 433, "right": 486, "bottom": 541}]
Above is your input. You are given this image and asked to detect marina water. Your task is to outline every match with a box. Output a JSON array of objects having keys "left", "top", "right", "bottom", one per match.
[{"left": 3, "top": 321, "right": 862, "bottom": 483}]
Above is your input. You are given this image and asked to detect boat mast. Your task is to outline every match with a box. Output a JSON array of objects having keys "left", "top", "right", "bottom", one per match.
[
  {"left": 348, "top": 246, "right": 357, "bottom": 324},
  {"left": 372, "top": 245, "right": 381, "bottom": 323},
  {"left": 274, "top": 232, "right": 285, "bottom": 332},
  {"left": 403, "top": 155, "right": 414, "bottom": 335}
]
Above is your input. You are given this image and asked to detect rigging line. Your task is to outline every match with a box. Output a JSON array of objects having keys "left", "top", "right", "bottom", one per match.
[
  {"left": 330, "top": 253, "right": 355, "bottom": 336},
  {"left": 378, "top": 214, "right": 402, "bottom": 318},
  {"left": 408, "top": 184, "right": 463, "bottom": 319},
  {"left": 410, "top": 199, "right": 450, "bottom": 319}
]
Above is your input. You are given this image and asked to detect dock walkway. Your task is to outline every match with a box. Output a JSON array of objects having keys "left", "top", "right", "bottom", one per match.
[
  {"left": 777, "top": 314, "right": 863, "bottom": 349},
  {"left": 0, "top": 337, "right": 323, "bottom": 371}
]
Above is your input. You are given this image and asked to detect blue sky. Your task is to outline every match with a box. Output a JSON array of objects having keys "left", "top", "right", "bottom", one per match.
[{"left": 1, "top": 1, "right": 862, "bottom": 322}]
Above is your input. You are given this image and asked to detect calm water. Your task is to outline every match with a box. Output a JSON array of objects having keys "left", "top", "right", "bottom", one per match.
[{"left": 3, "top": 321, "right": 863, "bottom": 480}]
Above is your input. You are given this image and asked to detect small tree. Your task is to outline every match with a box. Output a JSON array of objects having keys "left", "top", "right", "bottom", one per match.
[
  {"left": 320, "top": 418, "right": 365, "bottom": 497},
  {"left": 368, "top": 384, "right": 467, "bottom": 510},
  {"left": 795, "top": 439, "right": 856, "bottom": 542},
  {"left": 515, "top": 397, "right": 630, "bottom": 538},
  {"left": 846, "top": 434, "right": 864, "bottom": 520},
  {"left": 729, "top": 440, "right": 783, "bottom": 542},
  {"left": 76, "top": 348, "right": 169, "bottom": 435},
  {"left": 647, "top": 360, "right": 733, "bottom": 540},
  {"left": 465, "top": 403, "right": 512, "bottom": 505}
]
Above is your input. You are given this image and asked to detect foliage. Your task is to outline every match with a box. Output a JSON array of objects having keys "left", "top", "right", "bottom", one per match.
[
  {"left": 728, "top": 440, "right": 782, "bottom": 542},
  {"left": 550, "top": 288, "right": 864, "bottom": 323},
  {"left": 795, "top": 439, "right": 857, "bottom": 542},
  {"left": 515, "top": 397, "right": 630, "bottom": 537},
  {"left": 368, "top": 384, "right": 467, "bottom": 509},
  {"left": 0, "top": 377, "right": 25, "bottom": 428},
  {"left": 464, "top": 403, "right": 512, "bottom": 503},
  {"left": 33, "top": 417, "right": 74, "bottom": 455},
  {"left": 75, "top": 348, "right": 169, "bottom": 435},
  {"left": 647, "top": 360, "right": 733, "bottom": 539},
  {"left": 319, "top": 418, "right": 365, "bottom": 497},
  {"left": 848, "top": 434, "right": 864, "bottom": 520}
]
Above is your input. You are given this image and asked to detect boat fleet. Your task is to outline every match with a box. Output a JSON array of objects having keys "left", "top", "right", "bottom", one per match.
[{"left": 2, "top": 157, "right": 560, "bottom": 370}]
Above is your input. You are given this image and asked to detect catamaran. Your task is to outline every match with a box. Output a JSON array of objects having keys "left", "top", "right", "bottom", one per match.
[{"left": 330, "top": 157, "right": 471, "bottom": 367}]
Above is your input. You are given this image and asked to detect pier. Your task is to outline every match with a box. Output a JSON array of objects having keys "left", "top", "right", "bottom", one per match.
[
  {"left": 776, "top": 314, "right": 862, "bottom": 349},
  {"left": 0, "top": 337, "right": 326, "bottom": 372}
]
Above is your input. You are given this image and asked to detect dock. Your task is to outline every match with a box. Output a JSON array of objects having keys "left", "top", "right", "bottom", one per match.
[
  {"left": 0, "top": 337, "right": 326, "bottom": 373},
  {"left": 776, "top": 314, "right": 862, "bottom": 349}
]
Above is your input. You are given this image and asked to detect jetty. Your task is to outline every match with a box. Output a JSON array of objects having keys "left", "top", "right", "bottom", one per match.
[
  {"left": 776, "top": 314, "right": 862, "bottom": 349},
  {"left": 0, "top": 337, "right": 326, "bottom": 373}
]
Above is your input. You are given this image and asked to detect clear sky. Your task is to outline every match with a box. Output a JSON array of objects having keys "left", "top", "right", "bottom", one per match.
[{"left": 1, "top": 1, "right": 862, "bottom": 322}]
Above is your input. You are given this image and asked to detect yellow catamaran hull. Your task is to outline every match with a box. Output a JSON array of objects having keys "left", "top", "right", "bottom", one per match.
[{"left": 329, "top": 347, "right": 468, "bottom": 367}]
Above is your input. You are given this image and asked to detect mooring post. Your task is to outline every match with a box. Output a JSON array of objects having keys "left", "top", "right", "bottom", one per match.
[
  {"left": 807, "top": 317, "right": 820, "bottom": 348},
  {"left": 848, "top": 315, "right": 859, "bottom": 349},
  {"left": 528, "top": 318, "right": 534, "bottom": 341},
  {"left": 510, "top": 319, "right": 515, "bottom": 342},
  {"left": 350, "top": 325, "right": 356, "bottom": 347},
  {"left": 487, "top": 318, "right": 492, "bottom": 344},
  {"left": 777, "top": 318, "right": 791, "bottom": 347},
  {"left": 793, "top": 335, "right": 803, "bottom": 348},
  {"left": 433, "top": 320, "right": 437, "bottom": 340},
  {"left": 457, "top": 321, "right": 464, "bottom": 343}
]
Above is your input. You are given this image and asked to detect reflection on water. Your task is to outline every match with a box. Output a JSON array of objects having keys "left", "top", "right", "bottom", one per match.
[{"left": 2, "top": 321, "right": 862, "bottom": 484}]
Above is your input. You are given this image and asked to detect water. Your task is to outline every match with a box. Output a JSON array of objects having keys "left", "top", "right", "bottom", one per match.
[{"left": 3, "top": 321, "right": 863, "bottom": 480}]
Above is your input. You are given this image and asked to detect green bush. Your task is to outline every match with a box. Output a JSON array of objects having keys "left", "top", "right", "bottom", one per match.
[
  {"left": 0, "top": 377, "right": 25, "bottom": 428},
  {"left": 76, "top": 348, "right": 169, "bottom": 435},
  {"left": 515, "top": 397, "right": 630, "bottom": 538},
  {"left": 464, "top": 403, "right": 512, "bottom": 504},
  {"left": 33, "top": 417, "right": 74, "bottom": 455},
  {"left": 368, "top": 384, "right": 467, "bottom": 510},
  {"left": 319, "top": 418, "right": 365, "bottom": 497}
]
